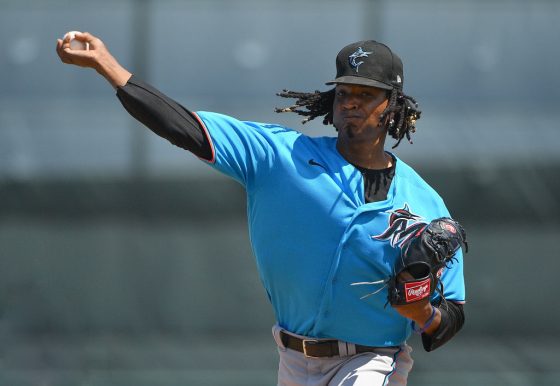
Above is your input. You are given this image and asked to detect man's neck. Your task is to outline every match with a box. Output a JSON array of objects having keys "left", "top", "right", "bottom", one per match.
[{"left": 336, "top": 137, "right": 393, "bottom": 170}]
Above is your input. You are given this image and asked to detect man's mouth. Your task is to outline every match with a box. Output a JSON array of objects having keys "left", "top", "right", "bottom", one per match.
[{"left": 341, "top": 114, "right": 363, "bottom": 120}]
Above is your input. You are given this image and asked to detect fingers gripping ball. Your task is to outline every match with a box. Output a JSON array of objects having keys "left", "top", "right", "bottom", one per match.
[
  {"left": 63, "top": 31, "right": 89, "bottom": 51},
  {"left": 388, "top": 218, "right": 468, "bottom": 306}
]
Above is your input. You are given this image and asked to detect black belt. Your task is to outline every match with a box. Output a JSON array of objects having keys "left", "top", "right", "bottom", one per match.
[{"left": 280, "top": 331, "right": 394, "bottom": 358}]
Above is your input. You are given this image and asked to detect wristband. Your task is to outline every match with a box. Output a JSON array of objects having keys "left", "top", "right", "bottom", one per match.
[{"left": 412, "top": 307, "right": 437, "bottom": 334}]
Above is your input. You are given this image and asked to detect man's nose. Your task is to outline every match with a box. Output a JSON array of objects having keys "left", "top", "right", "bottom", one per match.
[{"left": 341, "top": 95, "right": 360, "bottom": 109}]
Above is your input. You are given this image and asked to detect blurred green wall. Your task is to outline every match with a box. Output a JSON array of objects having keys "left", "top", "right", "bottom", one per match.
[{"left": 2, "top": 164, "right": 559, "bottom": 338}]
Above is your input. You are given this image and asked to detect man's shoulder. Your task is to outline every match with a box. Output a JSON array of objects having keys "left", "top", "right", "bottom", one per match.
[
  {"left": 394, "top": 156, "right": 446, "bottom": 206},
  {"left": 245, "top": 122, "right": 336, "bottom": 153}
]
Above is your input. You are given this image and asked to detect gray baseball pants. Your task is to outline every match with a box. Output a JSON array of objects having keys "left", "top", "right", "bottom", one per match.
[{"left": 272, "top": 324, "right": 413, "bottom": 386}]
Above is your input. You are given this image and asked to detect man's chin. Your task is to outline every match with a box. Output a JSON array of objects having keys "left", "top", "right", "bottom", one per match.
[{"left": 339, "top": 124, "right": 363, "bottom": 139}]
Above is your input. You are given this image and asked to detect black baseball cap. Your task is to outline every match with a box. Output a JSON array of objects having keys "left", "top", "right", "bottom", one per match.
[{"left": 326, "top": 40, "right": 404, "bottom": 91}]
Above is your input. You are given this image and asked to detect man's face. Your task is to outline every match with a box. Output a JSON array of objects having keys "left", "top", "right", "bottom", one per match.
[{"left": 332, "top": 84, "right": 389, "bottom": 142}]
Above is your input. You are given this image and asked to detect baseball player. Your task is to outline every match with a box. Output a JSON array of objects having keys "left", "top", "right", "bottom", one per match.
[{"left": 56, "top": 33, "right": 467, "bottom": 385}]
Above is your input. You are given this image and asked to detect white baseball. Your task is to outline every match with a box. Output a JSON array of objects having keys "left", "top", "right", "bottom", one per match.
[{"left": 63, "top": 31, "right": 89, "bottom": 51}]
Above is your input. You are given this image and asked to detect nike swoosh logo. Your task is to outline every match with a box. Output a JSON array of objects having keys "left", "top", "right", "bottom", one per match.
[{"left": 308, "top": 159, "right": 327, "bottom": 171}]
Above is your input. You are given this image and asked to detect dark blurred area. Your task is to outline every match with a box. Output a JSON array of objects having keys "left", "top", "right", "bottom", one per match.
[{"left": 1, "top": 0, "right": 559, "bottom": 385}]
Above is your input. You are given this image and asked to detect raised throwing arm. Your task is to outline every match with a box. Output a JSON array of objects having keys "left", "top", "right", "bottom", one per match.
[{"left": 56, "top": 32, "right": 212, "bottom": 160}]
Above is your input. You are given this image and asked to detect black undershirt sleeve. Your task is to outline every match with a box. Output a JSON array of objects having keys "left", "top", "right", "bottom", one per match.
[
  {"left": 116, "top": 76, "right": 212, "bottom": 161},
  {"left": 422, "top": 301, "right": 465, "bottom": 352}
]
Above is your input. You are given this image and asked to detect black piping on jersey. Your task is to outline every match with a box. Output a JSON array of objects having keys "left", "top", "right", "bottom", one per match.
[{"left": 191, "top": 112, "right": 216, "bottom": 164}]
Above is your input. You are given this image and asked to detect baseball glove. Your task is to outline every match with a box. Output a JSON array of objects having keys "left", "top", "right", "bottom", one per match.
[{"left": 387, "top": 217, "right": 468, "bottom": 306}]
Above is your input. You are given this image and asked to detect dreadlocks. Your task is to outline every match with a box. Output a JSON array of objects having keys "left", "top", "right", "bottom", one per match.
[
  {"left": 275, "top": 87, "right": 421, "bottom": 148},
  {"left": 275, "top": 89, "right": 336, "bottom": 126}
]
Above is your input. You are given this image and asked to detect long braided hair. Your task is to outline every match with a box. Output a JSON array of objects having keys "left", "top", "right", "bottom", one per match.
[{"left": 275, "top": 87, "right": 421, "bottom": 148}]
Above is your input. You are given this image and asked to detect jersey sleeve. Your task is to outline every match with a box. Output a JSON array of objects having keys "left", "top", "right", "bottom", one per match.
[{"left": 193, "top": 111, "right": 276, "bottom": 188}]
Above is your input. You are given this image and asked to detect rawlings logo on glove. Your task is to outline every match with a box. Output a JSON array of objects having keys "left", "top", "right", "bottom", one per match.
[{"left": 405, "top": 279, "right": 431, "bottom": 302}]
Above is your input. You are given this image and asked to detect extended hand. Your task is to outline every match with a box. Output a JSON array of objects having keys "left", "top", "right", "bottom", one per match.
[
  {"left": 56, "top": 32, "right": 105, "bottom": 69},
  {"left": 56, "top": 31, "right": 132, "bottom": 88}
]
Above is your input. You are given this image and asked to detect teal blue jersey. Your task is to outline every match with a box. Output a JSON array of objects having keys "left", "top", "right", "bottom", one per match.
[{"left": 195, "top": 111, "right": 465, "bottom": 347}]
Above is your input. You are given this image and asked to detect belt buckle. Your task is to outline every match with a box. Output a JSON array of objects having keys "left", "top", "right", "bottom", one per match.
[{"left": 302, "top": 339, "right": 321, "bottom": 358}]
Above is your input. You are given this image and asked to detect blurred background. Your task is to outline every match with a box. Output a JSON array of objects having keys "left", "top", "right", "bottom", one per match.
[{"left": 1, "top": 0, "right": 559, "bottom": 385}]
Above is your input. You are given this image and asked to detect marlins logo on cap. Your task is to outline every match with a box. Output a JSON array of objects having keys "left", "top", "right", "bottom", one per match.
[{"left": 348, "top": 47, "right": 373, "bottom": 73}]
